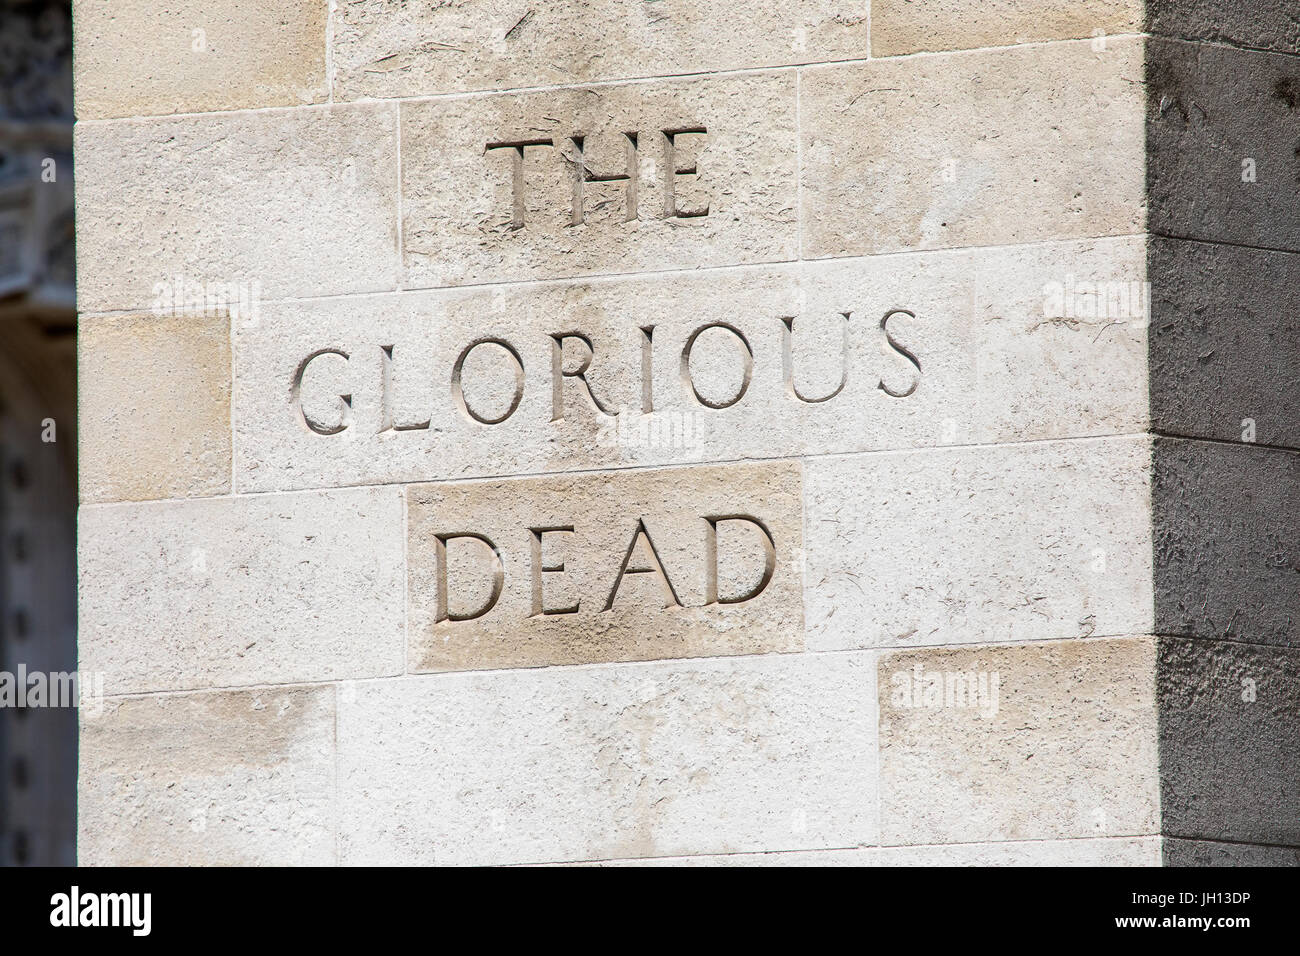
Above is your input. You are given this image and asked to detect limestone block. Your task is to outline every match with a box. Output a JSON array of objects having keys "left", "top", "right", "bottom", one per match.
[
  {"left": 233, "top": 237, "right": 1147, "bottom": 493},
  {"left": 1158, "top": 638, "right": 1300, "bottom": 847},
  {"left": 334, "top": 0, "right": 869, "bottom": 100},
  {"left": 805, "top": 438, "right": 1155, "bottom": 650},
  {"left": 1148, "top": 0, "right": 1300, "bottom": 55},
  {"left": 801, "top": 40, "right": 1145, "bottom": 258},
  {"left": 79, "top": 487, "right": 404, "bottom": 694},
  {"left": 79, "top": 312, "right": 231, "bottom": 503},
  {"left": 74, "top": 104, "right": 399, "bottom": 313},
  {"left": 400, "top": 74, "right": 797, "bottom": 287},
  {"left": 878, "top": 637, "right": 1160, "bottom": 844},
  {"left": 406, "top": 462, "right": 803, "bottom": 672},
  {"left": 73, "top": 0, "right": 328, "bottom": 119},
  {"left": 337, "top": 653, "right": 877, "bottom": 864},
  {"left": 872, "top": 0, "right": 1142, "bottom": 57},
  {"left": 1148, "top": 238, "right": 1300, "bottom": 450},
  {"left": 1148, "top": 39, "right": 1300, "bottom": 251},
  {"left": 1153, "top": 440, "right": 1300, "bottom": 647},
  {"left": 78, "top": 687, "right": 335, "bottom": 865}
]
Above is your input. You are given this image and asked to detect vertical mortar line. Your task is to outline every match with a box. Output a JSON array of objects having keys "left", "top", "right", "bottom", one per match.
[
  {"left": 395, "top": 102, "right": 403, "bottom": 292},
  {"left": 866, "top": 0, "right": 872, "bottom": 59},
  {"left": 333, "top": 680, "right": 340, "bottom": 866},
  {"left": 228, "top": 313, "right": 237, "bottom": 493},
  {"left": 402, "top": 483, "right": 409, "bottom": 676}
]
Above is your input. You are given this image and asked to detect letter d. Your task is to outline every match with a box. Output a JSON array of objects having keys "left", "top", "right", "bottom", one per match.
[{"left": 435, "top": 533, "right": 505, "bottom": 622}]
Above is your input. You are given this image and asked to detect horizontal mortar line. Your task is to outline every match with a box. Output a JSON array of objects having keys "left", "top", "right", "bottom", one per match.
[
  {"left": 520, "top": 832, "right": 1165, "bottom": 867},
  {"left": 81, "top": 430, "right": 1154, "bottom": 508},
  {"left": 1149, "top": 632, "right": 1300, "bottom": 652},
  {"left": 76, "top": 230, "right": 1149, "bottom": 318},
  {"left": 1148, "top": 231, "right": 1300, "bottom": 258},
  {"left": 1147, "top": 33, "right": 1300, "bottom": 63},
  {"left": 91, "top": 632, "right": 1159, "bottom": 703},
  {"left": 73, "top": 34, "right": 1151, "bottom": 126},
  {"left": 1149, "top": 430, "right": 1300, "bottom": 456}
]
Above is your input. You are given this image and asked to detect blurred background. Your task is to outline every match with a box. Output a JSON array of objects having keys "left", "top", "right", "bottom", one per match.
[{"left": 0, "top": 0, "right": 77, "bottom": 866}]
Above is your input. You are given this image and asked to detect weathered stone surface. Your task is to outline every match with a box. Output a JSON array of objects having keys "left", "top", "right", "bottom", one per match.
[
  {"left": 75, "top": 104, "right": 399, "bottom": 313},
  {"left": 79, "top": 687, "right": 335, "bottom": 865},
  {"left": 400, "top": 74, "right": 797, "bottom": 287},
  {"left": 1148, "top": 0, "right": 1300, "bottom": 56},
  {"left": 79, "top": 312, "right": 231, "bottom": 503},
  {"left": 805, "top": 438, "right": 1154, "bottom": 651},
  {"left": 1148, "top": 39, "right": 1300, "bottom": 252},
  {"left": 801, "top": 40, "right": 1145, "bottom": 258},
  {"left": 407, "top": 462, "right": 803, "bottom": 672},
  {"left": 879, "top": 638, "right": 1159, "bottom": 845},
  {"left": 334, "top": 1, "right": 868, "bottom": 100},
  {"left": 79, "top": 487, "right": 404, "bottom": 694},
  {"left": 1163, "top": 838, "right": 1300, "bottom": 866},
  {"left": 872, "top": 0, "right": 1141, "bottom": 56},
  {"left": 1153, "top": 440, "right": 1300, "bottom": 647},
  {"left": 73, "top": 0, "right": 328, "bottom": 119},
  {"left": 583, "top": 837, "right": 1162, "bottom": 866},
  {"left": 1148, "top": 239, "right": 1300, "bottom": 450},
  {"left": 1159, "top": 638, "right": 1300, "bottom": 847},
  {"left": 337, "top": 653, "right": 877, "bottom": 864},
  {"left": 234, "top": 237, "right": 1147, "bottom": 493}
]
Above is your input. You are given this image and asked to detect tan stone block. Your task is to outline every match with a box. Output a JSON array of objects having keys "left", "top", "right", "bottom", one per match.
[
  {"left": 801, "top": 40, "right": 1145, "bottom": 258},
  {"left": 78, "top": 687, "right": 335, "bottom": 865},
  {"left": 406, "top": 462, "right": 803, "bottom": 672},
  {"left": 73, "top": 0, "right": 328, "bottom": 119},
  {"left": 79, "top": 487, "right": 405, "bottom": 694},
  {"left": 400, "top": 74, "right": 797, "bottom": 287},
  {"left": 79, "top": 312, "right": 231, "bottom": 503},
  {"left": 233, "top": 237, "right": 1148, "bottom": 494},
  {"left": 74, "top": 104, "right": 399, "bottom": 313},
  {"left": 879, "top": 637, "right": 1159, "bottom": 844},
  {"left": 334, "top": 0, "right": 868, "bottom": 100},
  {"left": 872, "top": 0, "right": 1142, "bottom": 57}
]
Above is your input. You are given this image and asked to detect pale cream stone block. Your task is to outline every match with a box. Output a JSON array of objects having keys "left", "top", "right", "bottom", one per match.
[
  {"left": 78, "top": 686, "right": 335, "bottom": 865},
  {"left": 74, "top": 0, "right": 328, "bottom": 119},
  {"left": 872, "top": 0, "right": 1142, "bottom": 56},
  {"left": 334, "top": 0, "right": 869, "bottom": 100},
  {"left": 79, "top": 312, "right": 231, "bottom": 503},
  {"left": 400, "top": 74, "right": 797, "bottom": 287},
  {"left": 406, "top": 462, "right": 803, "bottom": 672},
  {"left": 878, "top": 637, "right": 1160, "bottom": 845},
  {"left": 804, "top": 438, "right": 1155, "bottom": 650},
  {"left": 79, "top": 487, "right": 405, "bottom": 694},
  {"left": 337, "top": 653, "right": 877, "bottom": 865},
  {"left": 233, "top": 237, "right": 1148, "bottom": 493},
  {"left": 801, "top": 40, "right": 1145, "bottom": 258},
  {"left": 74, "top": 104, "right": 399, "bottom": 313}
]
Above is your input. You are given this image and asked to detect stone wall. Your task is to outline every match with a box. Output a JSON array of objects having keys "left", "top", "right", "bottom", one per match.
[{"left": 74, "top": 1, "right": 1300, "bottom": 865}]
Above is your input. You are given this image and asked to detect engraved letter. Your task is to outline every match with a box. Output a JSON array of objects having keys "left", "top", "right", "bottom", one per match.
[
  {"left": 878, "top": 309, "right": 921, "bottom": 399},
  {"left": 485, "top": 138, "right": 554, "bottom": 229},
  {"left": 550, "top": 333, "right": 616, "bottom": 421},
  {"left": 451, "top": 337, "right": 525, "bottom": 425},
  {"left": 291, "top": 348, "right": 352, "bottom": 435},
  {"left": 435, "top": 532, "right": 504, "bottom": 622},
  {"left": 663, "top": 127, "right": 708, "bottom": 218},
  {"left": 681, "top": 322, "right": 753, "bottom": 409},
  {"left": 380, "top": 345, "right": 431, "bottom": 433},
  {"left": 780, "top": 312, "right": 851, "bottom": 404},
  {"left": 640, "top": 325, "right": 655, "bottom": 414},
  {"left": 703, "top": 515, "right": 776, "bottom": 605},
  {"left": 529, "top": 525, "right": 579, "bottom": 616},
  {"left": 570, "top": 133, "right": 638, "bottom": 225},
  {"left": 604, "top": 518, "right": 683, "bottom": 611}
]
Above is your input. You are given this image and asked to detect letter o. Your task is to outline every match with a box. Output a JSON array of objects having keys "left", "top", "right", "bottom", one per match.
[
  {"left": 680, "top": 322, "right": 754, "bottom": 410},
  {"left": 451, "top": 337, "right": 525, "bottom": 425}
]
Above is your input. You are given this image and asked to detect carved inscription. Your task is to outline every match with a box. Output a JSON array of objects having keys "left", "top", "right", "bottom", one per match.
[
  {"left": 486, "top": 126, "right": 709, "bottom": 228},
  {"left": 290, "top": 308, "right": 922, "bottom": 436},
  {"left": 406, "top": 463, "right": 805, "bottom": 672}
]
